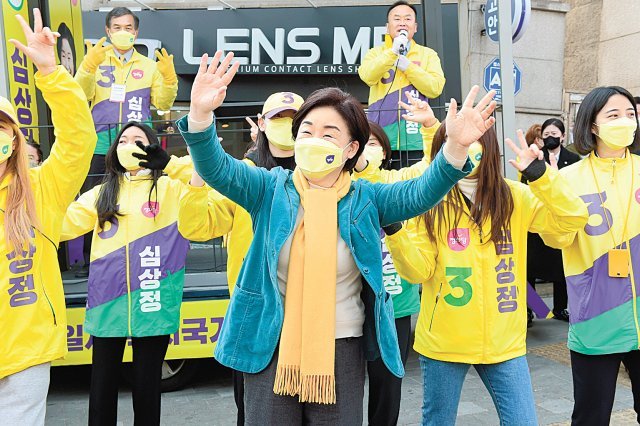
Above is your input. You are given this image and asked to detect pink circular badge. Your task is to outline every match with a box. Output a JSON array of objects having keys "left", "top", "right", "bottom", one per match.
[
  {"left": 141, "top": 201, "right": 160, "bottom": 218},
  {"left": 447, "top": 228, "right": 470, "bottom": 252}
]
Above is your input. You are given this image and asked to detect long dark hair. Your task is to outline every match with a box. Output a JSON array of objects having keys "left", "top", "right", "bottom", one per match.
[
  {"left": 96, "top": 122, "right": 162, "bottom": 229},
  {"left": 422, "top": 122, "right": 514, "bottom": 247},
  {"left": 252, "top": 126, "right": 295, "bottom": 170},
  {"left": 368, "top": 121, "right": 393, "bottom": 170},
  {"left": 573, "top": 86, "right": 640, "bottom": 155}
]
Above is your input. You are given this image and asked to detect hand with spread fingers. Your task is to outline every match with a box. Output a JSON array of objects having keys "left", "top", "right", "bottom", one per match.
[
  {"left": 400, "top": 92, "right": 438, "bottom": 127},
  {"left": 190, "top": 51, "right": 240, "bottom": 122},
  {"left": 9, "top": 8, "right": 59, "bottom": 76},
  {"left": 81, "top": 37, "right": 112, "bottom": 73},
  {"left": 133, "top": 141, "right": 170, "bottom": 171},
  {"left": 155, "top": 48, "right": 177, "bottom": 85},
  {"left": 506, "top": 129, "right": 545, "bottom": 171},
  {"left": 445, "top": 86, "right": 497, "bottom": 150}
]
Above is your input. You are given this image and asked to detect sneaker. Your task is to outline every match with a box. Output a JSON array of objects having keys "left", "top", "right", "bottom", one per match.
[
  {"left": 527, "top": 308, "right": 534, "bottom": 328},
  {"left": 553, "top": 309, "right": 570, "bottom": 322}
]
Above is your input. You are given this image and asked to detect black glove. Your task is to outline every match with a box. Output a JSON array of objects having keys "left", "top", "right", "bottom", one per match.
[
  {"left": 382, "top": 222, "right": 402, "bottom": 236},
  {"left": 133, "top": 141, "right": 170, "bottom": 170}
]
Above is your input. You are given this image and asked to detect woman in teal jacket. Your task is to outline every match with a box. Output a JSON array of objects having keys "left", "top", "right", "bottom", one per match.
[{"left": 178, "top": 51, "right": 496, "bottom": 424}]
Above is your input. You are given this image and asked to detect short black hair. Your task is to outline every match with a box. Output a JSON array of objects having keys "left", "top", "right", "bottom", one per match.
[
  {"left": 387, "top": 1, "right": 418, "bottom": 19},
  {"left": 27, "top": 140, "right": 43, "bottom": 162},
  {"left": 293, "top": 88, "right": 368, "bottom": 173},
  {"left": 541, "top": 118, "right": 565, "bottom": 135},
  {"left": 106, "top": 7, "right": 139, "bottom": 30},
  {"left": 573, "top": 86, "right": 640, "bottom": 155},
  {"left": 634, "top": 96, "right": 640, "bottom": 105}
]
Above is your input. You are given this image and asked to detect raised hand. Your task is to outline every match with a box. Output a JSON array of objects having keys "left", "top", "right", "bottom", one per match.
[
  {"left": 9, "top": 8, "right": 58, "bottom": 76},
  {"left": 506, "top": 129, "right": 545, "bottom": 172},
  {"left": 400, "top": 92, "right": 438, "bottom": 127},
  {"left": 82, "top": 37, "right": 112, "bottom": 73},
  {"left": 190, "top": 52, "right": 240, "bottom": 122},
  {"left": 245, "top": 116, "right": 259, "bottom": 142},
  {"left": 155, "top": 48, "right": 177, "bottom": 84},
  {"left": 548, "top": 151, "right": 558, "bottom": 170},
  {"left": 133, "top": 141, "right": 170, "bottom": 170},
  {"left": 445, "top": 86, "right": 497, "bottom": 149}
]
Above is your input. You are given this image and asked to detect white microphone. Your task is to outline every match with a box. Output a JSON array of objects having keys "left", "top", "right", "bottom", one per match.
[{"left": 398, "top": 29, "right": 408, "bottom": 55}]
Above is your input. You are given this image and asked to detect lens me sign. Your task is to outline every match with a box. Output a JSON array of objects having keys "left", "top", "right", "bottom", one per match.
[
  {"left": 183, "top": 26, "right": 386, "bottom": 74},
  {"left": 83, "top": 7, "right": 424, "bottom": 75}
]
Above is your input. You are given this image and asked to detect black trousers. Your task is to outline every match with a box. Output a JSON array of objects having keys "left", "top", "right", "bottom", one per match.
[
  {"left": 366, "top": 315, "right": 413, "bottom": 426},
  {"left": 233, "top": 368, "right": 245, "bottom": 426},
  {"left": 570, "top": 349, "right": 640, "bottom": 425},
  {"left": 89, "top": 335, "right": 170, "bottom": 426}
]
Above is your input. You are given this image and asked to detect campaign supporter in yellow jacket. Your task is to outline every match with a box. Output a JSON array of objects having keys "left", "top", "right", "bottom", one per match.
[
  {"left": 387, "top": 162, "right": 588, "bottom": 365},
  {"left": 0, "top": 66, "right": 96, "bottom": 379},
  {"left": 60, "top": 142, "right": 211, "bottom": 338},
  {"left": 541, "top": 152, "right": 640, "bottom": 355},
  {"left": 75, "top": 48, "right": 178, "bottom": 155},
  {"left": 359, "top": 35, "right": 445, "bottom": 151}
]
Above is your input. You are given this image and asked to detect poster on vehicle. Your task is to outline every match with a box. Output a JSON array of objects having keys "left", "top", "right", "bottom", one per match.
[
  {"left": 53, "top": 299, "right": 230, "bottom": 366},
  {"left": 47, "top": 0, "right": 84, "bottom": 76}
]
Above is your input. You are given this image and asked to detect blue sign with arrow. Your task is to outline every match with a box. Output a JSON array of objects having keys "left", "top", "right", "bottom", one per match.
[{"left": 483, "top": 57, "right": 522, "bottom": 102}]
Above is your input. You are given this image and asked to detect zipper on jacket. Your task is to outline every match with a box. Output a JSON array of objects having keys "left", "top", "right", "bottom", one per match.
[
  {"left": 428, "top": 283, "right": 443, "bottom": 331},
  {"left": 611, "top": 159, "right": 616, "bottom": 184},
  {"left": 125, "top": 182, "right": 133, "bottom": 336},
  {"left": 40, "top": 271, "right": 57, "bottom": 325}
]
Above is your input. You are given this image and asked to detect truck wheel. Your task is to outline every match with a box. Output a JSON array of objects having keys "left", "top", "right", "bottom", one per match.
[{"left": 160, "top": 359, "right": 200, "bottom": 392}]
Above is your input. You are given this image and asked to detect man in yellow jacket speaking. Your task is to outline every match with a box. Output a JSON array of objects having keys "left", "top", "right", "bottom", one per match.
[{"left": 358, "top": 1, "right": 445, "bottom": 164}]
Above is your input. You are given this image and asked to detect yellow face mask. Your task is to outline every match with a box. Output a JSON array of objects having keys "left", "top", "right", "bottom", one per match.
[
  {"left": 0, "top": 133, "right": 15, "bottom": 164},
  {"left": 109, "top": 30, "right": 136, "bottom": 51},
  {"left": 294, "top": 137, "right": 352, "bottom": 180},
  {"left": 595, "top": 117, "right": 637, "bottom": 150},
  {"left": 364, "top": 145, "right": 384, "bottom": 170},
  {"left": 116, "top": 143, "right": 145, "bottom": 171},
  {"left": 467, "top": 141, "right": 483, "bottom": 178},
  {"left": 265, "top": 117, "right": 295, "bottom": 151}
]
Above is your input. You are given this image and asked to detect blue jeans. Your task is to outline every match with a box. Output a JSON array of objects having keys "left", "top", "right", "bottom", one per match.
[{"left": 419, "top": 355, "right": 538, "bottom": 426}]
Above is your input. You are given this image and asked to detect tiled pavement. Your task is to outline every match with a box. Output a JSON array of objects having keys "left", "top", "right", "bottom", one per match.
[{"left": 45, "top": 293, "right": 637, "bottom": 425}]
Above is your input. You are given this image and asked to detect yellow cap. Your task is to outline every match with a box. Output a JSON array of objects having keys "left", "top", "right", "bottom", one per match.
[
  {"left": 262, "top": 92, "right": 304, "bottom": 119},
  {"left": 0, "top": 96, "right": 19, "bottom": 126}
]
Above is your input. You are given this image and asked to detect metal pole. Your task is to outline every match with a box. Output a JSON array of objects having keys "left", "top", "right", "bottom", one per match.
[
  {"left": 421, "top": 0, "right": 445, "bottom": 121},
  {"left": 497, "top": 0, "right": 517, "bottom": 179}
]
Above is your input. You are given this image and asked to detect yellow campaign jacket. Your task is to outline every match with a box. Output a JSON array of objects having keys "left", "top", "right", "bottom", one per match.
[
  {"left": 0, "top": 67, "right": 96, "bottom": 378},
  {"left": 75, "top": 49, "right": 178, "bottom": 155},
  {"left": 541, "top": 153, "right": 640, "bottom": 355},
  {"left": 387, "top": 169, "right": 588, "bottom": 364},
  {"left": 60, "top": 173, "right": 211, "bottom": 337},
  {"left": 174, "top": 158, "right": 255, "bottom": 296},
  {"left": 358, "top": 36, "right": 445, "bottom": 151}
]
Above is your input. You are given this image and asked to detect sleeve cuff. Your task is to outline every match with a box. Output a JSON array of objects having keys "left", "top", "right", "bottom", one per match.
[
  {"left": 188, "top": 113, "right": 214, "bottom": 132},
  {"left": 442, "top": 143, "right": 467, "bottom": 170},
  {"left": 521, "top": 159, "right": 547, "bottom": 182}
]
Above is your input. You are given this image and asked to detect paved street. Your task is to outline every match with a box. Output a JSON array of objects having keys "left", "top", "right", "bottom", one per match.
[{"left": 45, "top": 292, "right": 637, "bottom": 425}]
